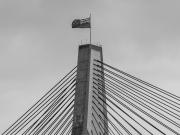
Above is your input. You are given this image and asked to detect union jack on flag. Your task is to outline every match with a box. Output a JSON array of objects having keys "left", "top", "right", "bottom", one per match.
[{"left": 72, "top": 17, "right": 91, "bottom": 28}]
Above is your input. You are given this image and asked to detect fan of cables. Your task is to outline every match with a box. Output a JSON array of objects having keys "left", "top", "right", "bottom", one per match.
[
  {"left": 92, "top": 60, "right": 180, "bottom": 135},
  {"left": 2, "top": 66, "right": 77, "bottom": 135}
]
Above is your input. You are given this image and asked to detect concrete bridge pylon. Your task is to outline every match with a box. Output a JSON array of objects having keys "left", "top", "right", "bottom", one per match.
[{"left": 72, "top": 44, "right": 108, "bottom": 135}]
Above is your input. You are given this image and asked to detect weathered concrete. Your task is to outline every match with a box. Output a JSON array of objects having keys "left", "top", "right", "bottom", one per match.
[{"left": 72, "top": 44, "right": 108, "bottom": 135}]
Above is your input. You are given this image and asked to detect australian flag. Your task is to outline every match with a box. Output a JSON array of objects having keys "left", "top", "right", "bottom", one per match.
[{"left": 72, "top": 17, "right": 91, "bottom": 28}]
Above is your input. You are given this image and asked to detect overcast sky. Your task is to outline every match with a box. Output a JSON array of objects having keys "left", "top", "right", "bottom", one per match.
[{"left": 0, "top": 0, "right": 180, "bottom": 133}]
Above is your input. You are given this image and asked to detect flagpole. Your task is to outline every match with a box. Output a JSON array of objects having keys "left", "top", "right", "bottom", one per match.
[{"left": 90, "top": 13, "right": 91, "bottom": 45}]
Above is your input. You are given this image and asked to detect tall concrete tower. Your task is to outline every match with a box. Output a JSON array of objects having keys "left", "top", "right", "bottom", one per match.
[{"left": 72, "top": 44, "right": 108, "bottom": 135}]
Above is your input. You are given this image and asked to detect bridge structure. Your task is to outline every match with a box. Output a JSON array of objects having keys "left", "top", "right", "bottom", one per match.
[{"left": 2, "top": 44, "right": 180, "bottom": 135}]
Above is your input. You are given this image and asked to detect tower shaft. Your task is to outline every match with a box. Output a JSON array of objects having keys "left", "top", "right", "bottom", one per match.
[{"left": 72, "top": 44, "right": 107, "bottom": 135}]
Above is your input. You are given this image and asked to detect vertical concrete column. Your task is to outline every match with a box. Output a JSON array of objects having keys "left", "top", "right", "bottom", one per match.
[{"left": 72, "top": 44, "right": 107, "bottom": 135}]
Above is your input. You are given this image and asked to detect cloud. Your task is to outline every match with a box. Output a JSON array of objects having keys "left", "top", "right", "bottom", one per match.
[{"left": 0, "top": 0, "right": 180, "bottom": 133}]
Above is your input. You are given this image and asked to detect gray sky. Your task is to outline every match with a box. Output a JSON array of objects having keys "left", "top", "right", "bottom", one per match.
[{"left": 0, "top": 0, "right": 180, "bottom": 133}]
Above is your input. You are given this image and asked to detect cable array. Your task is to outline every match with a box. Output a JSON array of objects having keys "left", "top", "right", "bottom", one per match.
[
  {"left": 92, "top": 60, "right": 180, "bottom": 135},
  {"left": 3, "top": 60, "right": 180, "bottom": 135},
  {"left": 3, "top": 67, "right": 77, "bottom": 135}
]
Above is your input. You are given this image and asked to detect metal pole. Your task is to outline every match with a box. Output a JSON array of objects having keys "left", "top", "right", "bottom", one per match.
[{"left": 90, "top": 14, "right": 91, "bottom": 44}]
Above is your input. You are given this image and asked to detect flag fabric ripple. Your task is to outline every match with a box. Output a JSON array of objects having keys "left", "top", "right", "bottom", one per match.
[{"left": 72, "top": 17, "right": 91, "bottom": 28}]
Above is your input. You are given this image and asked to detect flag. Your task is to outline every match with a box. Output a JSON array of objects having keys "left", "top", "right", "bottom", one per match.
[{"left": 72, "top": 17, "right": 91, "bottom": 28}]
